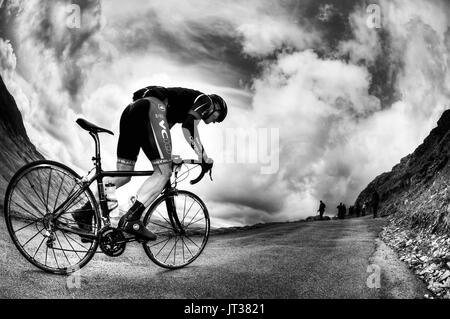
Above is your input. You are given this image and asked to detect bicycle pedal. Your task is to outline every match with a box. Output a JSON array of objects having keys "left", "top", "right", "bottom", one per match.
[{"left": 46, "top": 238, "right": 55, "bottom": 248}]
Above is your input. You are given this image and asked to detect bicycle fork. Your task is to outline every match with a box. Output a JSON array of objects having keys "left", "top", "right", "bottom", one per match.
[{"left": 164, "top": 183, "right": 185, "bottom": 235}]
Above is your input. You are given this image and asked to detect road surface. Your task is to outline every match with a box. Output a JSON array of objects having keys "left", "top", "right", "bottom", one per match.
[{"left": 0, "top": 215, "right": 428, "bottom": 298}]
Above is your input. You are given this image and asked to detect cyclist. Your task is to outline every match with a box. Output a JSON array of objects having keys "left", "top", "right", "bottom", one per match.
[{"left": 73, "top": 86, "right": 228, "bottom": 241}]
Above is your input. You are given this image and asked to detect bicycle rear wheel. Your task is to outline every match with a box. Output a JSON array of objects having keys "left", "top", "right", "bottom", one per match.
[
  {"left": 143, "top": 190, "right": 210, "bottom": 269},
  {"left": 4, "top": 160, "right": 100, "bottom": 274}
]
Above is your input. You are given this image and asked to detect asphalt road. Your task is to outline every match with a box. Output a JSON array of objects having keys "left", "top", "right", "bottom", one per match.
[{"left": 0, "top": 215, "right": 428, "bottom": 299}]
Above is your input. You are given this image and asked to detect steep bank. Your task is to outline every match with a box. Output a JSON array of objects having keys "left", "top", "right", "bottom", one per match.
[
  {"left": 0, "top": 74, "right": 44, "bottom": 206},
  {"left": 353, "top": 109, "right": 450, "bottom": 298},
  {"left": 355, "top": 109, "right": 450, "bottom": 234}
]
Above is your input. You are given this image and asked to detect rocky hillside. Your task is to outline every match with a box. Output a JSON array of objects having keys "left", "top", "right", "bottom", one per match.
[
  {"left": 355, "top": 109, "right": 450, "bottom": 234},
  {"left": 0, "top": 74, "right": 44, "bottom": 207},
  {"left": 354, "top": 110, "right": 450, "bottom": 298}
]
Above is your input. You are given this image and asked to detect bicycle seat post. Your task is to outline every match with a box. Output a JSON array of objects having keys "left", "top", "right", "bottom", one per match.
[{"left": 89, "top": 131, "right": 102, "bottom": 174}]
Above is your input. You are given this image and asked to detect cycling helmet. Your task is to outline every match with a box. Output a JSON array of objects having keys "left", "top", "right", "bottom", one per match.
[{"left": 208, "top": 94, "right": 228, "bottom": 123}]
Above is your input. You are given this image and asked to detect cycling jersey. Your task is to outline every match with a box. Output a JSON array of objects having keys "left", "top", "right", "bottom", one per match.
[
  {"left": 133, "top": 86, "right": 213, "bottom": 125},
  {"left": 118, "top": 87, "right": 212, "bottom": 165}
]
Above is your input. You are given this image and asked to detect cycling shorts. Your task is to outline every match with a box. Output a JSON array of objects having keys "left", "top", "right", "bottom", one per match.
[{"left": 117, "top": 97, "right": 172, "bottom": 165}]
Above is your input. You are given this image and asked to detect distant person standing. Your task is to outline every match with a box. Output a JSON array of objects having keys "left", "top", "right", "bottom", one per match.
[
  {"left": 372, "top": 190, "right": 380, "bottom": 218},
  {"left": 318, "top": 200, "right": 326, "bottom": 220},
  {"left": 337, "top": 202, "right": 344, "bottom": 219}
]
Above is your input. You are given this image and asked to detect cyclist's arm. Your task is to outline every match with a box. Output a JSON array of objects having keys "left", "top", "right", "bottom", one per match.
[{"left": 182, "top": 114, "right": 208, "bottom": 162}]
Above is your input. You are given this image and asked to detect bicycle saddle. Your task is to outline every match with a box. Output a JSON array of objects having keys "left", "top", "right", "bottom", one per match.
[{"left": 76, "top": 118, "right": 114, "bottom": 135}]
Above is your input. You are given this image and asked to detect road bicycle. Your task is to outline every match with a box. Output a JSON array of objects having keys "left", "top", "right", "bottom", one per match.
[{"left": 4, "top": 119, "right": 211, "bottom": 274}]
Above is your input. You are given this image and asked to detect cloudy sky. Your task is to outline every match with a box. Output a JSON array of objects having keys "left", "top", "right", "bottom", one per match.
[{"left": 1, "top": 0, "right": 449, "bottom": 227}]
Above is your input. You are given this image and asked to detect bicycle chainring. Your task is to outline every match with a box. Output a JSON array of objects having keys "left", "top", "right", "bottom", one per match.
[{"left": 99, "top": 227, "right": 126, "bottom": 257}]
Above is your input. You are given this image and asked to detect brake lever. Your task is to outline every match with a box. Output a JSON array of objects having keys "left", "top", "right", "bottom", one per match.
[{"left": 209, "top": 168, "right": 213, "bottom": 181}]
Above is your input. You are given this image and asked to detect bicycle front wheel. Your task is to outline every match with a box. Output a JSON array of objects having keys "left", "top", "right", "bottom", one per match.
[
  {"left": 4, "top": 160, "right": 100, "bottom": 274},
  {"left": 143, "top": 190, "right": 210, "bottom": 269}
]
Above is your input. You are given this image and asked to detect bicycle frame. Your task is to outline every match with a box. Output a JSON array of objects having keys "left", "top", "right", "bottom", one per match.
[{"left": 52, "top": 131, "right": 183, "bottom": 239}]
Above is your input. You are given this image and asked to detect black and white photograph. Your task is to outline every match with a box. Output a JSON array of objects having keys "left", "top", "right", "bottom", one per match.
[{"left": 0, "top": 0, "right": 450, "bottom": 307}]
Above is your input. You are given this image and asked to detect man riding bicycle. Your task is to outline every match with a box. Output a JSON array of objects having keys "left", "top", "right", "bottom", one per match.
[{"left": 73, "top": 86, "right": 228, "bottom": 241}]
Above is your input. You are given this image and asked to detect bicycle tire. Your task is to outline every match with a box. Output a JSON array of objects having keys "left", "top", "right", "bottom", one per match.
[
  {"left": 142, "top": 190, "right": 210, "bottom": 269},
  {"left": 4, "top": 160, "right": 100, "bottom": 275}
]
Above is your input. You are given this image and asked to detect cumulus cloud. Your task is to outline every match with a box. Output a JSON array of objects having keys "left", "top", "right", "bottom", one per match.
[
  {"left": 0, "top": 37, "right": 15, "bottom": 80},
  {"left": 202, "top": 0, "right": 450, "bottom": 223},
  {"left": 338, "top": 4, "right": 382, "bottom": 66}
]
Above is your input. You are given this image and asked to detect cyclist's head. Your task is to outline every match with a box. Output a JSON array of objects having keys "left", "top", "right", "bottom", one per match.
[{"left": 208, "top": 94, "right": 227, "bottom": 123}]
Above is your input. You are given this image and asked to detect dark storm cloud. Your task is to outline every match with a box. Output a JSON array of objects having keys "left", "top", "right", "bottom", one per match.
[
  {"left": 269, "top": 0, "right": 402, "bottom": 109},
  {"left": 109, "top": 9, "right": 260, "bottom": 88}
]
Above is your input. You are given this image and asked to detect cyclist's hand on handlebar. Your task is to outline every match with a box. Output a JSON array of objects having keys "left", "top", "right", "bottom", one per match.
[
  {"left": 202, "top": 157, "right": 214, "bottom": 170},
  {"left": 190, "top": 157, "right": 214, "bottom": 185}
]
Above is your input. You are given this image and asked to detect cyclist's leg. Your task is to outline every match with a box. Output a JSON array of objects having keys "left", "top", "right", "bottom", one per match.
[
  {"left": 136, "top": 96, "right": 173, "bottom": 206},
  {"left": 72, "top": 101, "right": 141, "bottom": 231},
  {"left": 119, "top": 97, "right": 172, "bottom": 240},
  {"left": 112, "top": 98, "right": 159, "bottom": 190},
  {"left": 136, "top": 162, "right": 172, "bottom": 207}
]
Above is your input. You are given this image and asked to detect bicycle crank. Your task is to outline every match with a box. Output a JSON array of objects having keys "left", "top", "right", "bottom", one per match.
[{"left": 99, "top": 227, "right": 126, "bottom": 257}]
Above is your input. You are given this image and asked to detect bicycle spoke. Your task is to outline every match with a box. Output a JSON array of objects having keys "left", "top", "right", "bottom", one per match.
[
  {"left": 37, "top": 169, "right": 52, "bottom": 214},
  {"left": 181, "top": 236, "right": 194, "bottom": 258},
  {"left": 181, "top": 199, "right": 195, "bottom": 225},
  {"left": 150, "top": 221, "right": 174, "bottom": 231},
  {"left": 155, "top": 210, "right": 172, "bottom": 226},
  {"left": 52, "top": 181, "right": 79, "bottom": 214},
  {"left": 60, "top": 231, "right": 81, "bottom": 261},
  {"left": 148, "top": 236, "right": 172, "bottom": 248},
  {"left": 25, "top": 175, "right": 50, "bottom": 213},
  {"left": 14, "top": 219, "right": 40, "bottom": 233},
  {"left": 45, "top": 245, "right": 48, "bottom": 266},
  {"left": 32, "top": 236, "right": 46, "bottom": 259},
  {"left": 154, "top": 237, "right": 172, "bottom": 258},
  {"left": 183, "top": 233, "right": 201, "bottom": 249},
  {"left": 45, "top": 169, "right": 53, "bottom": 212},
  {"left": 182, "top": 235, "right": 185, "bottom": 263},
  {"left": 173, "top": 236, "right": 178, "bottom": 265},
  {"left": 53, "top": 173, "right": 66, "bottom": 212},
  {"left": 51, "top": 245, "right": 60, "bottom": 269},
  {"left": 66, "top": 193, "right": 86, "bottom": 212},
  {"left": 11, "top": 200, "right": 43, "bottom": 221},
  {"left": 163, "top": 237, "right": 177, "bottom": 264},
  {"left": 35, "top": 170, "right": 48, "bottom": 209},
  {"left": 14, "top": 187, "right": 45, "bottom": 217},
  {"left": 54, "top": 233, "right": 71, "bottom": 265},
  {"left": 65, "top": 182, "right": 79, "bottom": 201},
  {"left": 185, "top": 208, "right": 201, "bottom": 228},
  {"left": 21, "top": 227, "right": 44, "bottom": 248},
  {"left": 182, "top": 195, "right": 187, "bottom": 224},
  {"left": 64, "top": 233, "right": 90, "bottom": 251},
  {"left": 185, "top": 216, "right": 205, "bottom": 229}
]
